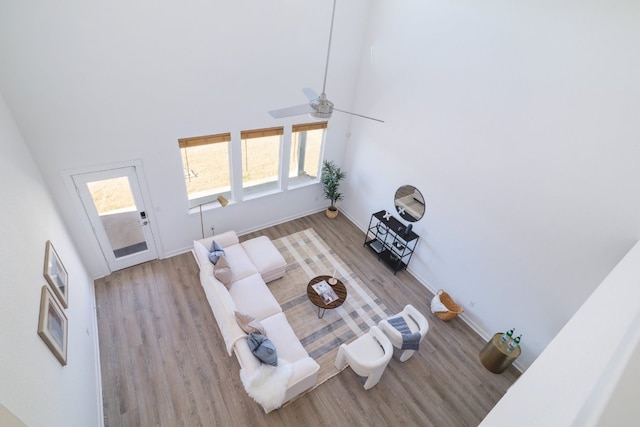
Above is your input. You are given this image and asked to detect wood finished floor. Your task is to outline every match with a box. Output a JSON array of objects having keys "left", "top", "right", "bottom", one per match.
[{"left": 95, "top": 211, "right": 520, "bottom": 427}]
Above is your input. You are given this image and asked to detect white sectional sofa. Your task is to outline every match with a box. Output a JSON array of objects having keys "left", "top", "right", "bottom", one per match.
[{"left": 192, "top": 231, "right": 319, "bottom": 412}]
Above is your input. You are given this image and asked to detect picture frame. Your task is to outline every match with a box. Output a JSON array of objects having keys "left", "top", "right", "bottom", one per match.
[
  {"left": 37, "top": 286, "right": 68, "bottom": 366},
  {"left": 43, "top": 240, "right": 69, "bottom": 308}
]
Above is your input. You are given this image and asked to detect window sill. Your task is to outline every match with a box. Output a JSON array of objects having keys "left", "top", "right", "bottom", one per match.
[
  {"left": 188, "top": 200, "right": 233, "bottom": 215},
  {"left": 287, "top": 180, "right": 320, "bottom": 191},
  {"left": 242, "top": 188, "right": 283, "bottom": 201}
]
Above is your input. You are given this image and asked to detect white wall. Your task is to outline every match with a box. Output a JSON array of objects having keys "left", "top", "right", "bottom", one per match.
[
  {"left": 343, "top": 0, "right": 640, "bottom": 368},
  {"left": 0, "top": 1, "right": 370, "bottom": 278},
  {"left": 0, "top": 93, "right": 102, "bottom": 426},
  {"left": 596, "top": 320, "right": 640, "bottom": 426},
  {"left": 480, "top": 240, "right": 640, "bottom": 426}
]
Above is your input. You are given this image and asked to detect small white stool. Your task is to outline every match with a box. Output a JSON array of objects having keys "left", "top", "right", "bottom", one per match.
[
  {"left": 335, "top": 326, "right": 393, "bottom": 390},
  {"left": 378, "top": 304, "right": 429, "bottom": 362}
]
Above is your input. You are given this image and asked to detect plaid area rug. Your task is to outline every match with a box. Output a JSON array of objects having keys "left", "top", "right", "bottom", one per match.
[{"left": 270, "top": 228, "right": 392, "bottom": 390}]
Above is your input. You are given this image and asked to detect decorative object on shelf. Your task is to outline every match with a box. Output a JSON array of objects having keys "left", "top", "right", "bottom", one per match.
[
  {"left": 37, "top": 286, "right": 68, "bottom": 365},
  {"left": 404, "top": 223, "right": 413, "bottom": 236},
  {"left": 195, "top": 195, "right": 229, "bottom": 238},
  {"left": 394, "top": 185, "right": 425, "bottom": 222},
  {"left": 320, "top": 160, "right": 346, "bottom": 219},
  {"left": 364, "top": 210, "right": 419, "bottom": 274},
  {"left": 43, "top": 240, "right": 68, "bottom": 308},
  {"left": 430, "top": 289, "right": 464, "bottom": 321},
  {"left": 377, "top": 223, "right": 388, "bottom": 236}
]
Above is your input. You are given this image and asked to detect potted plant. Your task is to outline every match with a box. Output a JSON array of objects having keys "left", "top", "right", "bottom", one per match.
[{"left": 320, "top": 160, "right": 346, "bottom": 218}]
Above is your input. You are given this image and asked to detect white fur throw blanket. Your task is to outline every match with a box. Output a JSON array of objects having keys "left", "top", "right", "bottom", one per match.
[{"left": 240, "top": 359, "right": 293, "bottom": 412}]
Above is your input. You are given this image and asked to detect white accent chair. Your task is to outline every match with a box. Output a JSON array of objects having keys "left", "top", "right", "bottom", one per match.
[
  {"left": 378, "top": 304, "right": 429, "bottom": 362},
  {"left": 335, "top": 325, "right": 393, "bottom": 390}
]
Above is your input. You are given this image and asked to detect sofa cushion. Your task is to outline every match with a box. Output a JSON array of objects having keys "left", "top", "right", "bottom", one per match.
[
  {"left": 201, "top": 274, "right": 246, "bottom": 356},
  {"left": 241, "top": 236, "right": 287, "bottom": 283},
  {"left": 197, "top": 231, "right": 240, "bottom": 253},
  {"left": 247, "top": 332, "right": 278, "bottom": 366},
  {"left": 208, "top": 240, "right": 226, "bottom": 264},
  {"left": 193, "top": 240, "right": 214, "bottom": 276},
  {"left": 228, "top": 273, "right": 282, "bottom": 321},
  {"left": 222, "top": 244, "right": 259, "bottom": 282},
  {"left": 260, "top": 312, "right": 310, "bottom": 363},
  {"left": 235, "top": 311, "right": 266, "bottom": 335},
  {"left": 214, "top": 256, "right": 233, "bottom": 285}
]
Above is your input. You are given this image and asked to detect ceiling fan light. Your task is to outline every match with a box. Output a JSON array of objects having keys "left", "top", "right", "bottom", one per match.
[{"left": 311, "top": 111, "right": 332, "bottom": 119}]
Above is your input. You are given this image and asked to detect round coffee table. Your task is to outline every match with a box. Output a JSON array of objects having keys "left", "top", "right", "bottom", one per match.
[{"left": 307, "top": 275, "right": 347, "bottom": 319}]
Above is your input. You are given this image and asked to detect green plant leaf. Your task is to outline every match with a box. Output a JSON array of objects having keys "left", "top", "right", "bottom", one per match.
[{"left": 320, "top": 160, "right": 346, "bottom": 208}]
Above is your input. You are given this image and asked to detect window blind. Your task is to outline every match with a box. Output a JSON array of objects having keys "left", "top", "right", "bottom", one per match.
[
  {"left": 240, "top": 127, "right": 284, "bottom": 140},
  {"left": 178, "top": 132, "right": 231, "bottom": 149},
  {"left": 292, "top": 121, "right": 328, "bottom": 133}
]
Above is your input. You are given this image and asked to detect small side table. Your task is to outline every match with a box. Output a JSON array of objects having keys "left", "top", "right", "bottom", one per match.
[
  {"left": 479, "top": 333, "right": 521, "bottom": 374},
  {"left": 307, "top": 275, "right": 347, "bottom": 319}
]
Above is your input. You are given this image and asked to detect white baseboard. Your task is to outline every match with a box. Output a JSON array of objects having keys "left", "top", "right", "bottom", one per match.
[
  {"left": 236, "top": 207, "right": 325, "bottom": 237},
  {"left": 91, "top": 283, "right": 106, "bottom": 427}
]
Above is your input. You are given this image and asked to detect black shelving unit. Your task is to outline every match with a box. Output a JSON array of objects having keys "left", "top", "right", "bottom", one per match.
[{"left": 364, "top": 210, "right": 419, "bottom": 274}]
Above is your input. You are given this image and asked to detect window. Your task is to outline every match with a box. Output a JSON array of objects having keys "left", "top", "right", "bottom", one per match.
[
  {"left": 178, "top": 122, "right": 327, "bottom": 207},
  {"left": 289, "top": 121, "right": 326, "bottom": 187},
  {"left": 178, "top": 132, "right": 231, "bottom": 207},
  {"left": 240, "top": 127, "right": 283, "bottom": 196}
]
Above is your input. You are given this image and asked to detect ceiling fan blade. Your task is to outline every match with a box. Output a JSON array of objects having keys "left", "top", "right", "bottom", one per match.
[
  {"left": 268, "top": 104, "right": 315, "bottom": 119},
  {"left": 302, "top": 88, "right": 320, "bottom": 101},
  {"left": 334, "top": 108, "right": 385, "bottom": 123},
  {"left": 268, "top": 1, "right": 384, "bottom": 124}
]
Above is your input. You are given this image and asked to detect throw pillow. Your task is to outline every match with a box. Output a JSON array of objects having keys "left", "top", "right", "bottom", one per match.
[
  {"left": 247, "top": 332, "right": 278, "bottom": 366},
  {"left": 208, "top": 240, "right": 226, "bottom": 264},
  {"left": 214, "top": 256, "right": 233, "bottom": 286},
  {"left": 235, "top": 311, "right": 266, "bottom": 335}
]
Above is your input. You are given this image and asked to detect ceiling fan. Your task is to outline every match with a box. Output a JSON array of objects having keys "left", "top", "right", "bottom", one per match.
[{"left": 268, "top": 0, "right": 384, "bottom": 123}]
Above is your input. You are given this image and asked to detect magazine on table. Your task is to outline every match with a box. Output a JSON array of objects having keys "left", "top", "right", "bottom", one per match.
[{"left": 312, "top": 280, "right": 339, "bottom": 304}]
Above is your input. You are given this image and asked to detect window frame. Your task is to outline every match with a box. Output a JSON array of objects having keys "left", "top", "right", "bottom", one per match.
[
  {"left": 239, "top": 126, "right": 284, "bottom": 197},
  {"left": 288, "top": 121, "right": 327, "bottom": 189},
  {"left": 178, "top": 132, "right": 232, "bottom": 209},
  {"left": 178, "top": 121, "right": 328, "bottom": 210}
]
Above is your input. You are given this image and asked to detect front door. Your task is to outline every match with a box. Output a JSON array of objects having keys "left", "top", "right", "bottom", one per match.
[{"left": 73, "top": 166, "right": 158, "bottom": 271}]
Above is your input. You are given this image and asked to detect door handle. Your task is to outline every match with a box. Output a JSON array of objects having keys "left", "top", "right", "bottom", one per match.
[{"left": 140, "top": 211, "right": 149, "bottom": 225}]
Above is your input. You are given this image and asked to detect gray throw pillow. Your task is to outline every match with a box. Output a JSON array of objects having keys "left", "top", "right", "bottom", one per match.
[
  {"left": 208, "top": 240, "right": 225, "bottom": 264},
  {"left": 247, "top": 332, "right": 278, "bottom": 366},
  {"left": 235, "top": 311, "right": 266, "bottom": 335}
]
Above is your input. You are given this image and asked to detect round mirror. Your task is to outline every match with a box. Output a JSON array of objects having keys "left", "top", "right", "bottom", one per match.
[{"left": 394, "top": 185, "right": 425, "bottom": 222}]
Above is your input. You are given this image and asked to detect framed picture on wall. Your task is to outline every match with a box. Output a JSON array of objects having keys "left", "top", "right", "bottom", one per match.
[
  {"left": 43, "top": 240, "right": 68, "bottom": 308},
  {"left": 37, "top": 286, "right": 68, "bottom": 366}
]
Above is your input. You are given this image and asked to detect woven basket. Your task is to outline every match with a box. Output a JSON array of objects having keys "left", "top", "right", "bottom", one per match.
[{"left": 431, "top": 289, "right": 464, "bottom": 321}]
